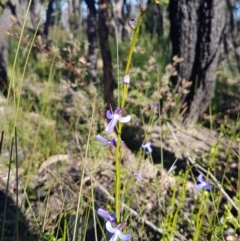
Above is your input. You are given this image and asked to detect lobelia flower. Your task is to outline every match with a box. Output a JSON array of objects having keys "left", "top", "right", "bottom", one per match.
[
  {"left": 195, "top": 173, "right": 213, "bottom": 191},
  {"left": 106, "top": 221, "right": 131, "bottom": 241},
  {"left": 141, "top": 141, "right": 152, "bottom": 153},
  {"left": 96, "top": 135, "right": 117, "bottom": 147},
  {"left": 123, "top": 74, "right": 130, "bottom": 85},
  {"left": 128, "top": 19, "right": 136, "bottom": 30},
  {"left": 134, "top": 173, "right": 142, "bottom": 180},
  {"left": 105, "top": 108, "right": 131, "bottom": 133},
  {"left": 97, "top": 208, "right": 117, "bottom": 222},
  {"left": 153, "top": 103, "right": 158, "bottom": 111}
]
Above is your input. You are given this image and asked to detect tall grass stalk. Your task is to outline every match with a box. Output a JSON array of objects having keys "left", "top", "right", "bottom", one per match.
[
  {"left": 1, "top": 134, "right": 14, "bottom": 240},
  {"left": 72, "top": 96, "right": 96, "bottom": 240},
  {"left": 115, "top": 2, "right": 154, "bottom": 223}
]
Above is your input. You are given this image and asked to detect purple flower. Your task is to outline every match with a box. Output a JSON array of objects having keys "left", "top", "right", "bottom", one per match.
[
  {"left": 141, "top": 141, "right": 152, "bottom": 153},
  {"left": 128, "top": 19, "right": 136, "bottom": 29},
  {"left": 195, "top": 174, "right": 213, "bottom": 191},
  {"left": 123, "top": 74, "right": 130, "bottom": 85},
  {"left": 105, "top": 109, "right": 131, "bottom": 133},
  {"left": 153, "top": 103, "right": 158, "bottom": 111},
  {"left": 97, "top": 208, "right": 117, "bottom": 222},
  {"left": 96, "top": 135, "right": 117, "bottom": 147},
  {"left": 106, "top": 221, "right": 131, "bottom": 241},
  {"left": 134, "top": 173, "right": 142, "bottom": 180}
]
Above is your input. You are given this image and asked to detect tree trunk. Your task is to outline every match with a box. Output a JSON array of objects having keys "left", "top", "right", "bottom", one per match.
[
  {"left": 111, "top": 0, "right": 124, "bottom": 41},
  {"left": 169, "top": 0, "right": 227, "bottom": 126},
  {"left": 67, "top": 0, "right": 72, "bottom": 30},
  {"left": 44, "top": 0, "right": 54, "bottom": 37},
  {"left": 226, "top": 0, "right": 240, "bottom": 72},
  {"left": 85, "top": 0, "right": 97, "bottom": 82},
  {"left": 30, "top": 0, "right": 44, "bottom": 35},
  {"left": 73, "top": 0, "right": 80, "bottom": 29},
  {"left": 0, "top": 0, "right": 20, "bottom": 94},
  {"left": 61, "top": 0, "right": 71, "bottom": 32},
  {"left": 98, "top": 0, "right": 114, "bottom": 109}
]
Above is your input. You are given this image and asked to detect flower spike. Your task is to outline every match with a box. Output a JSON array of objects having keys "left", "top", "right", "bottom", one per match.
[{"left": 105, "top": 108, "right": 131, "bottom": 133}]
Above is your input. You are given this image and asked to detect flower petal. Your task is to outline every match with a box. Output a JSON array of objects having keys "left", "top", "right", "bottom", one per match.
[
  {"left": 97, "top": 208, "right": 110, "bottom": 220},
  {"left": 114, "top": 108, "right": 123, "bottom": 115},
  {"left": 195, "top": 183, "right": 205, "bottom": 190},
  {"left": 119, "top": 232, "right": 131, "bottom": 241},
  {"left": 97, "top": 208, "right": 117, "bottom": 222},
  {"left": 106, "top": 221, "right": 116, "bottom": 234},
  {"left": 197, "top": 174, "right": 205, "bottom": 183},
  {"left": 106, "top": 110, "right": 113, "bottom": 119},
  {"left": 98, "top": 208, "right": 109, "bottom": 218},
  {"left": 96, "top": 135, "right": 108, "bottom": 145},
  {"left": 119, "top": 115, "right": 131, "bottom": 123},
  {"left": 110, "top": 139, "right": 117, "bottom": 147},
  {"left": 109, "top": 233, "right": 118, "bottom": 241},
  {"left": 105, "top": 117, "right": 118, "bottom": 133},
  {"left": 204, "top": 182, "right": 213, "bottom": 190},
  {"left": 147, "top": 146, "right": 152, "bottom": 153},
  {"left": 142, "top": 143, "right": 147, "bottom": 148}
]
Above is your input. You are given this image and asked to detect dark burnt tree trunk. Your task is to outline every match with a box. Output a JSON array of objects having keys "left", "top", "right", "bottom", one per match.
[
  {"left": 0, "top": 0, "right": 20, "bottom": 95},
  {"left": 169, "top": 0, "right": 227, "bottom": 126},
  {"left": 43, "top": 0, "right": 54, "bottom": 37},
  {"left": 98, "top": 0, "right": 114, "bottom": 109},
  {"left": 85, "top": 0, "right": 97, "bottom": 82}
]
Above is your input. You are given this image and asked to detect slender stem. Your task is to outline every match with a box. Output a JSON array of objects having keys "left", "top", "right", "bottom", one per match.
[{"left": 115, "top": 3, "right": 153, "bottom": 222}]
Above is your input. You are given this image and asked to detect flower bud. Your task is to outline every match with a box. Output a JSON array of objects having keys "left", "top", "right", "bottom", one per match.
[
  {"left": 123, "top": 74, "right": 130, "bottom": 85},
  {"left": 141, "top": 4, "right": 146, "bottom": 11},
  {"left": 128, "top": 19, "right": 136, "bottom": 30}
]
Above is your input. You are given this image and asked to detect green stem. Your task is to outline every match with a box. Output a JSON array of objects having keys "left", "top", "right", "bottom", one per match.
[{"left": 115, "top": 3, "right": 153, "bottom": 222}]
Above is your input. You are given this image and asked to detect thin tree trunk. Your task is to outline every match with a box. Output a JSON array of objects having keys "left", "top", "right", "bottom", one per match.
[
  {"left": 85, "top": 0, "right": 97, "bottom": 82},
  {"left": 98, "top": 0, "right": 114, "bottom": 109},
  {"left": 44, "top": 0, "right": 54, "bottom": 37},
  {"left": 112, "top": 0, "right": 124, "bottom": 41},
  {"left": 61, "top": 0, "right": 71, "bottom": 32},
  {"left": 73, "top": 0, "right": 80, "bottom": 28},
  {"left": 67, "top": 0, "right": 72, "bottom": 30},
  {"left": 0, "top": 0, "right": 19, "bottom": 94},
  {"left": 30, "top": 0, "right": 44, "bottom": 35}
]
